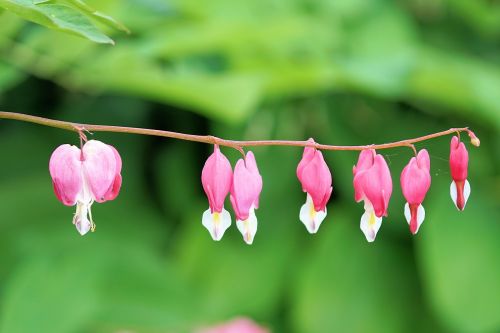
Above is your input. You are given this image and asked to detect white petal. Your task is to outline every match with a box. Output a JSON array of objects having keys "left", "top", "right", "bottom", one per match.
[
  {"left": 360, "top": 209, "right": 382, "bottom": 242},
  {"left": 463, "top": 179, "right": 471, "bottom": 208},
  {"left": 73, "top": 202, "right": 92, "bottom": 236},
  {"left": 416, "top": 204, "right": 425, "bottom": 233},
  {"left": 77, "top": 172, "right": 93, "bottom": 205},
  {"left": 450, "top": 181, "right": 458, "bottom": 208},
  {"left": 299, "top": 194, "right": 327, "bottom": 234},
  {"left": 202, "top": 207, "right": 231, "bottom": 241},
  {"left": 404, "top": 202, "right": 411, "bottom": 225},
  {"left": 236, "top": 207, "right": 258, "bottom": 245}
]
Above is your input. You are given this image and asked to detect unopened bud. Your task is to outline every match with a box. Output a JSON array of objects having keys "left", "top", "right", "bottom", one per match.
[{"left": 468, "top": 131, "right": 480, "bottom": 147}]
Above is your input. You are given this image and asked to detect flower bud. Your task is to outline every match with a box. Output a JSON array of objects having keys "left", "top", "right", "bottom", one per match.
[
  {"left": 400, "top": 149, "right": 431, "bottom": 234},
  {"left": 201, "top": 145, "right": 233, "bottom": 241},
  {"left": 296, "top": 140, "right": 332, "bottom": 234},
  {"left": 449, "top": 136, "right": 470, "bottom": 211},
  {"left": 230, "top": 151, "right": 263, "bottom": 245},
  {"left": 353, "top": 149, "right": 392, "bottom": 242}
]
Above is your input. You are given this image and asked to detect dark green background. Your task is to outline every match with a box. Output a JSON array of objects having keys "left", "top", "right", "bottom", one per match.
[{"left": 0, "top": 0, "right": 499, "bottom": 332}]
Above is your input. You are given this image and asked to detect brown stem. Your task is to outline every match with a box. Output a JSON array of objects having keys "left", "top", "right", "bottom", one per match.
[{"left": 0, "top": 111, "right": 479, "bottom": 151}]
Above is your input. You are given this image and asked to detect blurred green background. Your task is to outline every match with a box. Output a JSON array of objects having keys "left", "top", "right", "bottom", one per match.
[{"left": 0, "top": 0, "right": 499, "bottom": 332}]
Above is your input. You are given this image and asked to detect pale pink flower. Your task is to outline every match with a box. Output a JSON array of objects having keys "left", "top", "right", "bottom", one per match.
[
  {"left": 353, "top": 149, "right": 392, "bottom": 242},
  {"left": 49, "top": 140, "right": 122, "bottom": 235},
  {"left": 296, "top": 141, "right": 332, "bottom": 233},
  {"left": 230, "top": 151, "right": 263, "bottom": 244},
  {"left": 449, "top": 136, "right": 470, "bottom": 211},
  {"left": 197, "top": 317, "right": 269, "bottom": 333},
  {"left": 201, "top": 145, "right": 233, "bottom": 241},
  {"left": 400, "top": 149, "right": 431, "bottom": 234}
]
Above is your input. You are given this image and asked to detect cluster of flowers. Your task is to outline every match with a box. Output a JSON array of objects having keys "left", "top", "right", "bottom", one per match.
[
  {"left": 200, "top": 136, "right": 471, "bottom": 243},
  {"left": 48, "top": 136, "right": 471, "bottom": 243}
]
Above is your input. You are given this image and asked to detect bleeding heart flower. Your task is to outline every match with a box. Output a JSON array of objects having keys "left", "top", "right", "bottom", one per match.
[
  {"left": 49, "top": 140, "right": 122, "bottom": 235},
  {"left": 353, "top": 149, "right": 392, "bottom": 242},
  {"left": 230, "top": 151, "right": 263, "bottom": 245},
  {"left": 201, "top": 145, "right": 233, "bottom": 241},
  {"left": 296, "top": 140, "right": 332, "bottom": 233},
  {"left": 400, "top": 149, "right": 431, "bottom": 234},
  {"left": 450, "top": 136, "right": 470, "bottom": 211}
]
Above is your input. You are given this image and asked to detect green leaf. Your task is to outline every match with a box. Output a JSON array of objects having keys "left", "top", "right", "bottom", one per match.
[
  {"left": 0, "top": 0, "right": 114, "bottom": 44},
  {"left": 416, "top": 179, "right": 500, "bottom": 333},
  {"left": 66, "top": 0, "right": 130, "bottom": 33}
]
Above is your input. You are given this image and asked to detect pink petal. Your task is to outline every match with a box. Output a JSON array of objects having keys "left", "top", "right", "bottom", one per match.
[
  {"left": 49, "top": 144, "right": 83, "bottom": 206},
  {"left": 416, "top": 149, "right": 430, "bottom": 171},
  {"left": 201, "top": 146, "right": 233, "bottom": 213},
  {"left": 353, "top": 149, "right": 375, "bottom": 202},
  {"left": 230, "top": 152, "right": 263, "bottom": 221},
  {"left": 81, "top": 140, "right": 118, "bottom": 203},
  {"left": 297, "top": 148, "right": 332, "bottom": 211},
  {"left": 356, "top": 153, "right": 392, "bottom": 217},
  {"left": 102, "top": 144, "right": 122, "bottom": 201},
  {"left": 401, "top": 149, "right": 431, "bottom": 205},
  {"left": 353, "top": 149, "right": 375, "bottom": 176},
  {"left": 296, "top": 138, "right": 316, "bottom": 179},
  {"left": 450, "top": 136, "right": 468, "bottom": 182}
]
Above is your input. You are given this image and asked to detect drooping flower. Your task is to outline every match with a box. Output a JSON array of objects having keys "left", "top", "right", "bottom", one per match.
[
  {"left": 353, "top": 149, "right": 392, "bottom": 242},
  {"left": 449, "top": 136, "right": 470, "bottom": 211},
  {"left": 197, "top": 317, "right": 269, "bottom": 333},
  {"left": 230, "top": 151, "right": 263, "bottom": 245},
  {"left": 296, "top": 140, "right": 332, "bottom": 234},
  {"left": 49, "top": 140, "right": 122, "bottom": 235},
  {"left": 201, "top": 145, "right": 233, "bottom": 241},
  {"left": 400, "top": 149, "right": 431, "bottom": 234}
]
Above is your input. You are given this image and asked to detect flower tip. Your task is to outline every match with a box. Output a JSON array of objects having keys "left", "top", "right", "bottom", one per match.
[
  {"left": 467, "top": 130, "right": 480, "bottom": 147},
  {"left": 236, "top": 209, "right": 258, "bottom": 245},
  {"left": 75, "top": 222, "right": 91, "bottom": 236},
  {"left": 306, "top": 222, "right": 318, "bottom": 234},
  {"left": 244, "top": 234, "right": 254, "bottom": 245},
  {"left": 471, "top": 137, "right": 480, "bottom": 147},
  {"left": 362, "top": 228, "right": 376, "bottom": 242}
]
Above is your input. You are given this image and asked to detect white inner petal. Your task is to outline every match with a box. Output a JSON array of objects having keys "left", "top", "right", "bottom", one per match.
[
  {"left": 73, "top": 202, "right": 93, "bottom": 236},
  {"left": 450, "top": 181, "right": 458, "bottom": 208},
  {"left": 404, "top": 202, "right": 411, "bottom": 225},
  {"left": 77, "top": 169, "right": 93, "bottom": 204},
  {"left": 416, "top": 204, "right": 425, "bottom": 233},
  {"left": 299, "top": 194, "right": 327, "bottom": 234},
  {"left": 463, "top": 179, "right": 471, "bottom": 209},
  {"left": 236, "top": 206, "right": 258, "bottom": 245},
  {"left": 360, "top": 207, "right": 382, "bottom": 242},
  {"left": 202, "top": 207, "right": 231, "bottom": 241}
]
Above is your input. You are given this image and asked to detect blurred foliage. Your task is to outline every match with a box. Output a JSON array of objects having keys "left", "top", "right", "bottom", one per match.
[
  {"left": 1, "top": 0, "right": 500, "bottom": 126},
  {"left": 0, "top": 0, "right": 128, "bottom": 44},
  {"left": 0, "top": 0, "right": 499, "bottom": 332}
]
